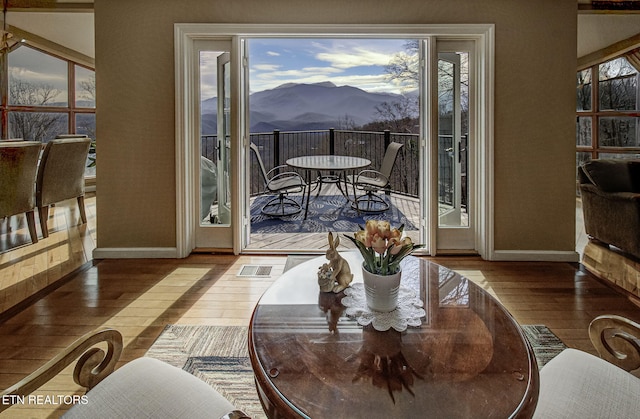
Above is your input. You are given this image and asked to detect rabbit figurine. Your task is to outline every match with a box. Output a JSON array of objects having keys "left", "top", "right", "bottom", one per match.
[
  {"left": 317, "top": 263, "right": 335, "bottom": 293},
  {"left": 326, "top": 232, "right": 353, "bottom": 293}
]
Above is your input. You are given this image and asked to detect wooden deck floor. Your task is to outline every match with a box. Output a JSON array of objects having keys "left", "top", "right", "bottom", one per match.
[{"left": 246, "top": 185, "right": 421, "bottom": 251}]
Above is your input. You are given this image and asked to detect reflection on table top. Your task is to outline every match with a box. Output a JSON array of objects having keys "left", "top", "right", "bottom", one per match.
[
  {"left": 286, "top": 155, "right": 371, "bottom": 171},
  {"left": 248, "top": 252, "right": 539, "bottom": 419}
]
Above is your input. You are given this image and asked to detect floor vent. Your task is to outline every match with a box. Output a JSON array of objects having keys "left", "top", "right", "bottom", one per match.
[{"left": 237, "top": 265, "right": 273, "bottom": 277}]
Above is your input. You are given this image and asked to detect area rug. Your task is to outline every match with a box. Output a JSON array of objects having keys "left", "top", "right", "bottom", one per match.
[
  {"left": 145, "top": 323, "right": 566, "bottom": 419},
  {"left": 521, "top": 324, "right": 567, "bottom": 368},
  {"left": 250, "top": 194, "right": 416, "bottom": 234},
  {"left": 145, "top": 325, "right": 264, "bottom": 419}
]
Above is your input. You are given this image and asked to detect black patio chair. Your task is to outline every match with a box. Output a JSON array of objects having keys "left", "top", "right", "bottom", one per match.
[
  {"left": 250, "top": 143, "right": 306, "bottom": 217},
  {"left": 347, "top": 142, "right": 403, "bottom": 213}
]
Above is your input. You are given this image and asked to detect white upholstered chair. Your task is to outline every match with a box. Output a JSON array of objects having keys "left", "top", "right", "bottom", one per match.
[
  {"left": 533, "top": 315, "right": 640, "bottom": 418},
  {"left": 0, "top": 328, "right": 250, "bottom": 419}
]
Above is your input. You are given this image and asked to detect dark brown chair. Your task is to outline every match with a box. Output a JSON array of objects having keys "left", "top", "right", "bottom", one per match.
[
  {"left": 0, "top": 141, "right": 42, "bottom": 243},
  {"left": 578, "top": 159, "right": 640, "bottom": 260},
  {"left": 36, "top": 137, "right": 91, "bottom": 238}
]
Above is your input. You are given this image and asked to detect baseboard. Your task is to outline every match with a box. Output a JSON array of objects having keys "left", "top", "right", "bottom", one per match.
[
  {"left": 491, "top": 250, "right": 580, "bottom": 262},
  {"left": 92, "top": 247, "right": 179, "bottom": 259}
]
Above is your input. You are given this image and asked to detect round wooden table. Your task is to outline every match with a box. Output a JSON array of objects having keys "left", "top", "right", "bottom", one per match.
[{"left": 249, "top": 252, "right": 539, "bottom": 418}]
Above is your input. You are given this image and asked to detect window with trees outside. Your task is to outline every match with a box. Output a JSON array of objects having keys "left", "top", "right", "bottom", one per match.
[
  {"left": 576, "top": 50, "right": 640, "bottom": 183},
  {"left": 0, "top": 44, "right": 96, "bottom": 176}
]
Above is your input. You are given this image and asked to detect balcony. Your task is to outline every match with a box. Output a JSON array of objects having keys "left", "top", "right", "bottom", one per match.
[{"left": 202, "top": 129, "right": 467, "bottom": 251}]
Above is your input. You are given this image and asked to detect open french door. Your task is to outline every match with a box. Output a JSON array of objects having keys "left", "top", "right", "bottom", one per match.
[
  {"left": 435, "top": 43, "right": 475, "bottom": 252},
  {"left": 216, "top": 52, "right": 232, "bottom": 225},
  {"left": 194, "top": 40, "right": 233, "bottom": 249}
]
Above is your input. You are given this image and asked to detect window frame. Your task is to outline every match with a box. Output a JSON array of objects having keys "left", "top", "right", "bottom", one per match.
[
  {"left": 577, "top": 54, "right": 640, "bottom": 161},
  {"left": 0, "top": 44, "right": 95, "bottom": 141}
]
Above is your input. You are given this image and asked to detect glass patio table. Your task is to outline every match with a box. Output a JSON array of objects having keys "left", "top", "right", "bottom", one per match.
[
  {"left": 286, "top": 155, "right": 370, "bottom": 219},
  {"left": 248, "top": 252, "right": 539, "bottom": 418}
]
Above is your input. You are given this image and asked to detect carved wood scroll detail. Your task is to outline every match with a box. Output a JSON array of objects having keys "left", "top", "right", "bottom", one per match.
[
  {"left": 589, "top": 314, "right": 640, "bottom": 372},
  {"left": 0, "top": 328, "right": 123, "bottom": 412}
]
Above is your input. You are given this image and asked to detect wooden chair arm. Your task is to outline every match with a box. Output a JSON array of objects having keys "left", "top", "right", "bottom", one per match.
[
  {"left": 221, "top": 410, "right": 253, "bottom": 419},
  {"left": 0, "top": 328, "right": 123, "bottom": 412},
  {"left": 589, "top": 314, "right": 640, "bottom": 372}
]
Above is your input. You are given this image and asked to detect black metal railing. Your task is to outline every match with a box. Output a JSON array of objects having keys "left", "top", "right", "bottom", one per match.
[{"left": 203, "top": 129, "right": 467, "bottom": 204}]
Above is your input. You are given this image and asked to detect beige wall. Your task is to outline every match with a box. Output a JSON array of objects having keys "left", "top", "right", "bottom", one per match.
[{"left": 94, "top": 0, "right": 577, "bottom": 255}]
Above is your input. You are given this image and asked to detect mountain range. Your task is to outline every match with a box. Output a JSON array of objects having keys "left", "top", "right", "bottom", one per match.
[{"left": 201, "top": 81, "right": 408, "bottom": 133}]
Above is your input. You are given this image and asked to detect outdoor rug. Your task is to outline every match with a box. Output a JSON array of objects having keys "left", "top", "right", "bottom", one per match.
[
  {"left": 145, "top": 323, "right": 566, "bottom": 419},
  {"left": 250, "top": 194, "right": 416, "bottom": 234}
]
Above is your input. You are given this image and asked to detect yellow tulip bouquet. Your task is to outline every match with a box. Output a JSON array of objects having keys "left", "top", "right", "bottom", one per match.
[{"left": 344, "top": 220, "right": 422, "bottom": 276}]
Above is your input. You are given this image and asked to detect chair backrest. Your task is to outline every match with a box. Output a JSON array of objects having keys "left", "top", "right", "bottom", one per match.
[
  {"left": 249, "top": 143, "right": 271, "bottom": 183},
  {"left": 378, "top": 142, "right": 404, "bottom": 178},
  {"left": 55, "top": 134, "right": 89, "bottom": 139},
  {"left": 36, "top": 138, "right": 91, "bottom": 207},
  {"left": 0, "top": 141, "right": 42, "bottom": 217},
  {"left": 580, "top": 159, "right": 640, "bottom": 193}
]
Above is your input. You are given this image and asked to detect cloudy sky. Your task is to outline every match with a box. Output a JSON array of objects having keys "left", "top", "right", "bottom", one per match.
[
  {"left": 9, "top": 46, "right": 96, "bottom": 105},
  {"left": 249, "top": 38, "right": 414, "bottom": 94},
  {"left": 10, "top": 37, "right": 416, "bottom": 103},
  {"left": 9, "top": 46, "right": 70, "bottom": 102},
  {"left": 200, "top": 38, "right": 416, "bottom": 99}
]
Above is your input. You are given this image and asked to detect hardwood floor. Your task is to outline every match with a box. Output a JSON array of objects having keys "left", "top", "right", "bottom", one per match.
[
  {"left": 1, "top": 195, "right": 639, "bottom": 417},
  {"left": 0, "top": 192, "right": 96, "bottom": 314}
]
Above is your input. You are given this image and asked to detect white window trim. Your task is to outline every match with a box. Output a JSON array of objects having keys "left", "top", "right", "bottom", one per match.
[{"left": 174, "top": 23, "right": 495, "bottom": 258}]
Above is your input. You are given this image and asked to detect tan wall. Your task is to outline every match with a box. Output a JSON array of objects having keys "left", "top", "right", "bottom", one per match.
[{"left": 94, "top": 0, "right": 577, "bottom": 254}]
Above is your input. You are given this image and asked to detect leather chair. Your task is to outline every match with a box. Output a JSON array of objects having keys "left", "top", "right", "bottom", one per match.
[
  {"left": 0, "top": 141, "right": 42, "bottom": 243},
  {"left": 578, "top": 159, "right": 640, "bottom": 260},
  {"left": 1, "top": 328, "right": 250, "bottom": 419},
  {"left": 347, "top": 142, "right": 403, "bottom": 213},
  {"left": 36, "top": 137, "right": 91, "bottom": 238}
]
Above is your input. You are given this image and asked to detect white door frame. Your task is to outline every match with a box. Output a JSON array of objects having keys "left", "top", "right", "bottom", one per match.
[{"left": 174, "top": 23, "right": 495, "bottom": 259}]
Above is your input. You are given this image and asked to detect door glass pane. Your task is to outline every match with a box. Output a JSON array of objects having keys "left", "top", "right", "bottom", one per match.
[
  {"left": 438, "top": 60, "right": 455, "bottom": 210},
  {"left": 438, "top": 53, "right": 468, "bottom": 228},
  {"left": 199, "top": 50, "right": 232, "bottom": 226},
  {"left": 218, "top": 57, "right": 232, "bottom": 225}
]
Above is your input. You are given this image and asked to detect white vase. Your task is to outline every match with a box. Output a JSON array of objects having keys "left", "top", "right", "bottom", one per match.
[{"left": 361, "top": 265, "right": 402, "bottom": 312}]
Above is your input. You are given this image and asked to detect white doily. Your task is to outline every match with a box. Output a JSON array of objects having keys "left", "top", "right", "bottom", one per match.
[{"left": 342, "top": 283, "right": 426, "bottom": 332}]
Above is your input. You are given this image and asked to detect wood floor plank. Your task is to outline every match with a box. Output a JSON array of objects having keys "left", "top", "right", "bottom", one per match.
[{"left": 1, "top": 193, "right": 640, "bottom": 416}]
